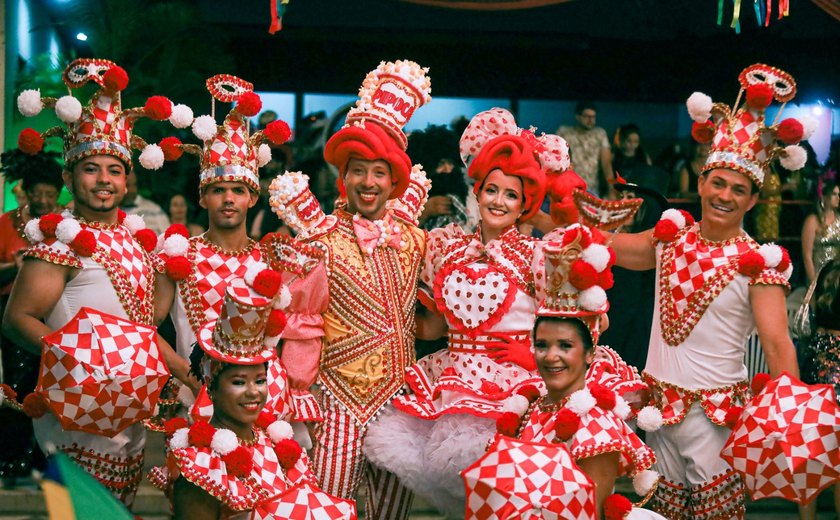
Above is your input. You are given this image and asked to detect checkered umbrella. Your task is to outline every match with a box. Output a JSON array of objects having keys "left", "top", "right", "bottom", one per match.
[
  {"left": 252, "top": 481, "right": 357, "bottom": 519},
  {"left": 38, "top": 307, "right": 170, "bottom": 437},
  {"left": 721, "top": 372, "right": 840, "bottom": 505},
  {"left": 462, "top": 435, "right": 595, "bottom": 520}
]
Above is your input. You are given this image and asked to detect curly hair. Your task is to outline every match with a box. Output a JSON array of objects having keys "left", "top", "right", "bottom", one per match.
[{"left": 0, "top": 149, "right": 63, "bottom": 192}]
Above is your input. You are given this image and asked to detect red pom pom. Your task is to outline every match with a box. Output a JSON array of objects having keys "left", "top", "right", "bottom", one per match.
[
  {"left": 265, "top": 309, "right": 288, "bottom": 337},
  {"left": 0, "top": 384, "right": 18, "bottom": 402},
  {"left": 569, "top": 259, "right": 598, "bottom": 290},
  {"left": 776, "top": 247, "right": 791, "bottom": 273},
  {"left": 236, "top": 91, "right": 262, "bottom": 117},
  {"left": 751, "top": 373, "right": 771, "bottom": 395},
  {"left": 263, "top": 120, "right": 292, "bottom": 145},
  {"left": 160, "top": 137, "right": 184, "bottom": 161},
  {"left": 70, "top": 229, "right": 98, "bottom": 257},
  {"left": 22, "top": 393, "right": 49, "bottom": 418},
  {"left": 144, "top": 96, "right": 173, "bottom": 121},
  {"left": 777, "top": 118, "right": 804, "bottom": 145},
  {"left": 188, "top": 420, "right": 215, "bottom": 448},
  {"left": 134, "top": 228, "right": 158, "bottom": 252},
  {"left": 222, "top": 446, "right": 254, "bottom": 477},
  {"left": 164, "top": 417, "right": 189, "bottom": 436},
  {"left": 18, "top": 128, "right": 44, "bottom": 155},
  {"left": 678, "top": 210, "right": 695, "bottom": 227},
  {"left": 561, "top": 227, "right": 592, "bottom": 249},
  {"left": 724, "top": 406, "right": 743, "bottom": 429},
  {"left": 118, "top": 209, "right": 127, "bottom": 223},
  {"left": 604, "top": 493, "right": 633, "bottom": 520},
  {"left": 746, "top": 83, "right": 774, "bottom": 110},
  {"left": 252, "top": 269, "right": 282, "bottom": 297},
  {"left": 691, "top": 121, "right": 716, "bottom": 144},
  {"left": 274, "top": 439, "right": 303, "bottom": 469},
  {"left": 737, "top": 250, "right": 765, "bottom": 278},
  {"left": 516, "top": 385, "right": 540, "bottom": 403},
  {"left": 255, "top": 411, "right": 275, "bottom": 430},
  {"left": 606, "top": 247, "right": 616, "bottom": 267},
  {"left": 598, "top": 269, "right": 614, "bottom": 290},
  {"left": 164, "top": 224, "right": 190, "bottom": 239},
  {"left": 165, "top": 256, "right": 192, "bottom": 281},
  {"left": 590, "top": 228, "right": 606, "bottom": 245},
  {"left": 103, "top": 66, "right": 129, "bottom": 91},
  {"left": 653, "top": 219, "right": 679, "bottom": 243},
  {"left": 496, "top": 411, "right": 521, "bottom": 437},
  {"left": 589, "top": 383, "right": 616, "bottom": 411},
  {"left": 480, "top": 380, "right": 503, "bottom": 396},
  {"left": 39, "top": 213, "right": 63, "bottom": 238},
  {"left": 553, "top": 407, "right": 581, "bottom": 441}
]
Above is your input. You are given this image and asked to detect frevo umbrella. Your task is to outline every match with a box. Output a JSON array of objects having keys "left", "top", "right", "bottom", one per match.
[
  {"left": 38, "top": 307, "right": 169, "bottom": 437},
  {"left": 462, "top": 435, "right": 595, "bottom": 519},
  {"left": 721, "top": 372, "right": 840, "bottom": 504},
  {"left": 253, "top": 481, "right": 357, "bottom": 519}
]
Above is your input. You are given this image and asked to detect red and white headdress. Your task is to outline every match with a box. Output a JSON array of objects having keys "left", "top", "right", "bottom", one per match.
[
  {"left": 16, "top": 58, "right": 192, "bottom": 169},
  {"left": 537, "top": 224, "right": 614, "bottom": 343},
  {"left": 161, "top": 75, "right": 292, "bottom": 192},
  {"left": 460, "top": 108, "right": 569, "bottom": 221},
  {"left": 324, "top": 60, "right": 432, "bottom": 200},
  {"left": 687, "top": 63, "right": 817, "bottom": 189}
]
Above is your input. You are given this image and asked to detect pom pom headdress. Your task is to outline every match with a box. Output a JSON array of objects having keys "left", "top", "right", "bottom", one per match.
[
  {"left": 687, "top": 64, "right": 814, "bottom": 189},
  {"left": 324, "top": 60, "right": 432, "bottom": 200},
  {"left": 165, "top": 74, "right": 292, "bottom": 192},
  {"left": 16, "top": 58, "right": 191, "bottom": 170}
]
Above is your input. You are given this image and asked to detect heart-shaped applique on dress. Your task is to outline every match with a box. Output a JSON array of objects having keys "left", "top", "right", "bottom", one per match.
[{"left": 435, "top": 263, "right": 516, "bottom": 334}]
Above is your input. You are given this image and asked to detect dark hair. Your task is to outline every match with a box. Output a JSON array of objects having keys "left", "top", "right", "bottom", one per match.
[
  {"left": 575, "top": 101, "right": 597, "bottom": 115},
  {"left": 0, "top": 149, "right": 64, "bottom": 192},
  {"left": 188, "top": 343, "right": 269, "bottom": 390},
  {"left": 533, "top": 315, "right": 594, "bottom": 352},
  {"left": 814, "top": 258, "right": 840, "bottom": 330},
  {"left": 407, "top": 125, "right": 467, "bottom": 200}
]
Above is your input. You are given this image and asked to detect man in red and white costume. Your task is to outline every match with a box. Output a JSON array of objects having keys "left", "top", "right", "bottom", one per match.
[
  {"left": 612, "top": 64, "right": 809, "bottom": 519},
  {"left": 153, "top": 75, "right": 319, "bottom": 426},
  {"left": 271, "top": 60, "right": 431, "bottom": 519},
  {"left": 2, "top": 58, "right": 193, "bottom": 505}
]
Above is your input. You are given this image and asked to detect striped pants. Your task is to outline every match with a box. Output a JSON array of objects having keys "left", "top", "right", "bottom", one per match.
[{"left": 312, "top": 394, "right": 414, "bottom": 519}]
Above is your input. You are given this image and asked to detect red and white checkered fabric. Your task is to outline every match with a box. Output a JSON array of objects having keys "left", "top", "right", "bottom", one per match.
[
  {"left": 91, "top": 225, "right": 151, "bottom": 304},
  {"left": 711, "top": 110, "right": 772, "bottom": 165},
  {"left": 39, "top": 307, "right": 169, "bottom": 437},
  {"left": 463, "top": 435, "right": 595, "bottom": 520},
  {"left": 253, "top": 481, "right": 357, "bottom": 520},
  {"left": 193, "top": 242, "right": 261, "bottom": 324},
  {"left": 207, "top": 117, "right": 254, "bottom": 167},
  {"left": 73, "top": 93, "right": 131, "bottom": 148},
  {"left": 190, "top": 385, "right": 215, "bottom": 422},
  {"left": 721, "top": 373, "right": 840, "bottom": 504},
  {"left": 264, "top": 357, "right": 292, "bottom": 420}
]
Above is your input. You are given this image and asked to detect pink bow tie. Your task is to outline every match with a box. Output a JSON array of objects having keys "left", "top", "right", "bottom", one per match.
[{"left": 353, "top": 213, "right": 402, "bottom": 255}]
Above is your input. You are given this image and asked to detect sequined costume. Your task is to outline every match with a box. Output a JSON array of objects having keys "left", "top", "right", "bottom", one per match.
[
  {"left": 813, "top": 218, "right": 840, "bottom": 276},
  {"left": 801, "top": 332, "right": 840, "bottom": 401}
]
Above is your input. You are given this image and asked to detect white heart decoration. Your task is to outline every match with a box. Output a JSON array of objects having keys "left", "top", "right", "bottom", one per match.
[{"left": 441, "top": 268, "right": 509, "bottom": 330}]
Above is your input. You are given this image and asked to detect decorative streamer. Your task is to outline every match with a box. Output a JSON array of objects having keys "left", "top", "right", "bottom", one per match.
[
  {"left": 269, "top": 0, "right": 289, "bottom": 34},
  {"left": 731, "top": 0, "right": 742, "bottom": 32},
  {"left": 753, "top": 0, "right": 762, "bottom": 26}
]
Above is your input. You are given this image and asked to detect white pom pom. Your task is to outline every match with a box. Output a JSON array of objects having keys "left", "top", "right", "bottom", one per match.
[
  {"left": 17, "top": 90, "right": 43, "bottom": 117},
  {"left": 636, "top": 406, "right": 664, "bottom": 432},
  {"left": 257, "top": 144, "right": 272, "bottom": 168},
  {"left": 566, "top": 388, "right": 596, "bottom": 416},
  {"left": 55, "top": 95, "right": 83, "bottom": 123},
  {"left": 579, "top": 286, "right": 607, "bottom": 312},
  {"left": 163, "top": 234, "right": 189, "bottom": 257},
  {"left": 661, "top": 208, "right": 686, "bottom": 228},
  {"left": 267, "top": 420, "right": 295, "bottom": 443},
  {"left": 275, "top": 285, "right": 292, "bottom": 310},
  {"left": 169, "top": 104, "right": 194, "bottom": 129},
  {"left": 581, "top": 244, "right": 611, "bottom": 273},
  {"left": 758, "top": 243, "right": 783, "bottom": 269},
  {"left": 192, "top": 115, "right": 218, "bottom": 142},
  {"left": 211, "top": 428, "right": 239, "bottom": 455},
  {"left": 501, "top": 394, "right": 531, "bottom": 416},
  {"left": 139, "top": 144, "right": 165, "bottom": 170},
  {"left": 613, "top": 395, "right": 631, "bottom": 421},
  {"left": 169, "top": 428, "right": 190, "bottom": 449},
  {"left": 686, "top": 92, "right": 713, "bottom": 123},
  {"left": 633, "top": 469, "right": 660, "bottom": 495},
  {"left": 122, "top": 214, "right": 146, "bottom": 234},
  {"left": 780, "top": 144, "right": 807, "bottom": 171},
  {"left": 244, "top": 261, "right": 269, "bottom": 286},
  {"left": 798, "top": 115, "right": 818, "bottom": 140},
  {"left": 55, "top": 218, "right": 82, "bottom": 244},
  {"left": 24, "top": 219, "right": 45, "bottom": 243}
]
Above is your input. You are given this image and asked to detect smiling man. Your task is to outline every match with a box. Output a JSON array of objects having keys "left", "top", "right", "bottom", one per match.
[{"left": 610, "top": 64, "right": 805, "bottom": 519}]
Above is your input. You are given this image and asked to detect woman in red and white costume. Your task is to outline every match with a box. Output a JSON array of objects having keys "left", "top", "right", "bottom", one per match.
[
  {"left": 364, "top": 108, "right": 617, "bottom": 517},
  {"left": 148, "top": 264, "right": 346, "bottom": 519}
]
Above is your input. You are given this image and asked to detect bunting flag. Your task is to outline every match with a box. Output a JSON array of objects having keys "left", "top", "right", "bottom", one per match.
[{"left": 270, "top": 0, "right": 290, "bottom": 34}]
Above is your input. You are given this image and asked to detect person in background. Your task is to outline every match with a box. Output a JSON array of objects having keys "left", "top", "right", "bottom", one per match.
[
  {"left": 121, "top": 169, "right": 170, "bottom": 235},
  {"left": 612, "top": 123, "right": 650, "bottom": 179},
  {"left": 801, "top": 180, "right": 840, "bottom": 283},
  {"left": 0, "top": 149, "right": 63, "bottom": 487},
  {"left": 168, "top": 193, "right": 204, "bottom": 237},
  {"left": 678, "top": 140, "right": 711, "bottom": 198},
  {"left": 557, "top": 101, "right": 615, "bottom": 197}
]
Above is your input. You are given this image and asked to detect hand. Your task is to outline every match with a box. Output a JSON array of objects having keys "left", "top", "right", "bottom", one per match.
[
  {"left": 487, "top": 340, "right": 536, "bottom": 371},
  {"left": 13, "top": 249, "right": 25, "bottom": 270}
]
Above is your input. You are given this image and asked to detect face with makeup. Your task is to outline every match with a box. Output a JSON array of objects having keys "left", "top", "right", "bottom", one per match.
[{"left": 533, "top": 317, "right": 595, "bottom": 403}]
